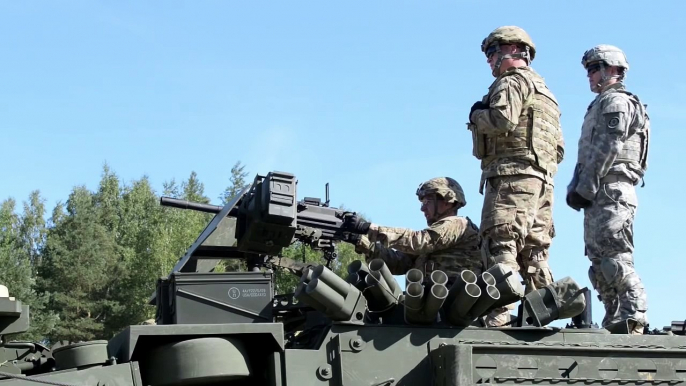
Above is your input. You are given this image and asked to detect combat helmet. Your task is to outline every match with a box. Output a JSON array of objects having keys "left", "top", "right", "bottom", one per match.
[
  {"left": 581, "top": 44, "right": 629, "bottom": 90},
  {"left": 416, "top": 177, "right": 466, "bottom": 209},
  {"left": 581, "top": 44, "right": 629, "bottom": 70},
  {"left": 481, "top": 26, "right": 536, "bottom": 76}
]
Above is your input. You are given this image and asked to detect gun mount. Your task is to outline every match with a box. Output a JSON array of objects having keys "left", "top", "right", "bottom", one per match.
[
  {"left": 1, "top": 170, "right": 685, "bottom": 386},
  {"left": 156, "top": 171, "right": 350, "bottom": 276}
]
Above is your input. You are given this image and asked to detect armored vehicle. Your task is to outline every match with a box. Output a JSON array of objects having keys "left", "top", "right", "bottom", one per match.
[{"left": 0, "top": 171, "right": 684, "bottom": 385}]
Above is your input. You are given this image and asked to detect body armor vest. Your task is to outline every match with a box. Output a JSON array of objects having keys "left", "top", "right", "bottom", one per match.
[
  {"left": 413, "top": 216, "right": 483, "bottom": 278},
  {"left": 578, "top": 88, "right": 649, "bottom": 179},
  {"left": 616, "top": 91, "right": 649, "bottom": 174},
  {"left": 471, "top": 68, "right": 563, "bottom": 177}
]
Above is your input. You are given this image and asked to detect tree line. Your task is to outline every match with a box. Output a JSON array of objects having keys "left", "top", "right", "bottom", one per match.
[{"left": 0, "top": 161, "right": 365, "bottom": 344}]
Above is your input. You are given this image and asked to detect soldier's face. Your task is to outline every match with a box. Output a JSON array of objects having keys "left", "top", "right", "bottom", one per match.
[
  {"left": 586, "top": 63, "right": 603, "bottom": 92},
  {"left": 485, "top": 45, "right": 498, "bottom": 72},
  {"left": 586, "top": 63, "right": 619, "bottom": 93},
  {"left": 420, "top": 195, "right": 451, "bottom": 224},
  {"left": 487, "top": 44, "right": 519, "bottom": 75},
  {"left": 420, "top": 196, "right": 437, "bottom": 222}
]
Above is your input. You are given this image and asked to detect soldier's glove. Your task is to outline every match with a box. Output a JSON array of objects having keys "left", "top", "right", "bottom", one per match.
[
  {"left": 343, "top": 213, "right": 371, "bottom": 234},
  {"left": 469, "top": 101, "right": 489, "bottom": 122},
  {"left": 344, "top": 233, "right": 362, "bottom": 245},
  {"left": 566, "top": 164, "right": 592, "bottom": 211},
  {"left": 566, "top": 190, "right": 592, "bottom": 212}
]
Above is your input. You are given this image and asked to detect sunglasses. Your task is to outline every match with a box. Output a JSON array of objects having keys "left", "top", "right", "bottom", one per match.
[
  {"left": 485, "top": 45, "right": 498, "bottom": 59},
  {"left": 586, "top": 63, "right": 602, "bottom": 75}
]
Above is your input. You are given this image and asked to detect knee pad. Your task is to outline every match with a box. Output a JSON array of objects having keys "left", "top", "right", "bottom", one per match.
[{"left": 600, "top": 257, "right": 620, "bottom": 285}]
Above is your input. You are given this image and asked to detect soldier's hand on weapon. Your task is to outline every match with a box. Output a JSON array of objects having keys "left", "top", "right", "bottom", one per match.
[
  {"left": 469, "top": 101, "right": 489, "bottom": 122},
  {"left": 342, "top": 212, "right": 371, "bottom": 234},
  {"left": 343, "top": 232, "right": 362, "bottom": 245},
  {"left": 566, "top": 190, "right": 592, "bottom": 211}
]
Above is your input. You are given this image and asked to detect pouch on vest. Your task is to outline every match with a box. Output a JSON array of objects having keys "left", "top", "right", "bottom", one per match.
[{"left": 468, "top": 123, "right": 486, "bottom": 159}]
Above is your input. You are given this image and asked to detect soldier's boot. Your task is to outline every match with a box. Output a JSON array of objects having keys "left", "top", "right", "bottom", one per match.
[
  {"left": 483, "top": 252, "right": 521, "bottom": 327},
  {"left": 628, "top": 320, "right": 645, "bottom": 335},
  {"left": 520, "top": 249, "right": 554, "bottom": 295},
  {"left": 588, "top": 262, "right": 618, "bottom": 326},
  {"left": 599, "top": 255, "right": 648, "bottom": 333},
  {"left": 484, "top": 303, "right": 516, "bottom": 327}
]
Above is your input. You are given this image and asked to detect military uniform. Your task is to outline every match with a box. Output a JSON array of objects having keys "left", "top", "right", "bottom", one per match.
[
  {"left": 354, "top": 215, "right": 483, "bottom": 280},
  {"left": 469, "top": 27, "right": 564, "bottom": 326},
  {"left": 567, "top": 45, "right": 649, "bottom": 334},
  {"left": 344, "top": 177, "right": 483, "bottom": 282}
]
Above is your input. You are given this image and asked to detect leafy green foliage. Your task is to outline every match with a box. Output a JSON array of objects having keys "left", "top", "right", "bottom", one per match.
[{"left": 0, "top": 161, "right": 370, "bottom": 344}]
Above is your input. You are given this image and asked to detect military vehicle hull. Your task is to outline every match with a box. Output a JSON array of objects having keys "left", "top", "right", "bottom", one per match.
[
  {"left": 3, "top": 170, "right": 683, "bottom": 385},
  {"left": 2, "top": 322, "right": 685, "bottom": 385}
]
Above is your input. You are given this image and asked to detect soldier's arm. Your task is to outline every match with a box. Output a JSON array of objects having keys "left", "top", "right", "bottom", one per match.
[
  {"left": 471, "top": 75, "right": 530, "bottom": 135},
  {"left": 576, "top": 94, "right": 632, "bottom": 200},
  {"left": 354, "top": 235, "right": 415, "bottom": 275},
  {"left": 557, "top": 127, "right": 565, "bottom": 164},
  {"left": 367, "top": 218, "right": 466, "bottom": 256}
]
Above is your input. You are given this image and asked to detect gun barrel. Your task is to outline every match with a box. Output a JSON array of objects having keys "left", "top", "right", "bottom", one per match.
[{"left": 160, "top": 197, "right": 223, "bottom": 214}]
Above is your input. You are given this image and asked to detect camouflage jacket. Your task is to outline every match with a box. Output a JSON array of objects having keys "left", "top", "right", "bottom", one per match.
[
  {"left": 575, "top": 83, "right": 650, "bottom": 200},
  {"left": 470, "top": 66, "right": 563, "bottom": 188},
  {"left": 354, "top": 215, "right": 482, "bottom": 280}
]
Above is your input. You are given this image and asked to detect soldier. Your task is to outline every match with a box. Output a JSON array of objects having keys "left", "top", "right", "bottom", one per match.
[
  {"left": 468, "top": 26, "right": 564, "bottom": 327},
  {"left": 342, "top": 177, "right": 482, "bottom": 282},
  {"left": 566, "top": 45, "right": 649, "bottom": 335}
]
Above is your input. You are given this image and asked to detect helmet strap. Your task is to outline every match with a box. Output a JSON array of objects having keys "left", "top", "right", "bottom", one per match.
[
  {"left": 595, "top": 62, "right": 624, "bottom": 92},
  {"left": 429, "top": 199, "right": 457, "bottom": 224},
  {"left": 492, "top": 44, "right": 531, "bottom": 77}
]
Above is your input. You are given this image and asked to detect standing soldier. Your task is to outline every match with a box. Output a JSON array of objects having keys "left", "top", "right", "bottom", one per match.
[
  {"left": 566, "top": 45, "right": 649, "bottom": 334},
  {"left": 468, "top": 26, "right": 564, "bottom": 327},
  {"left": 342, "top": 177, "right": 483, "bottom": 283}
]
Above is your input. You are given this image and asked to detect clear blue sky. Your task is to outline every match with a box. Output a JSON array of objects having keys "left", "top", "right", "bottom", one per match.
[{"left": 1, "top": 1, "right": 683, "bottom": 330}]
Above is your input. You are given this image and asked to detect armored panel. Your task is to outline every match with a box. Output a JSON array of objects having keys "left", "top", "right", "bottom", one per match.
[
  {"left": 237, "top": 172, "right": 298, "bottom": 255},
  {"left": 261, "top": 171, "right": 298, "bottom": 224},
  {"left": 168, "top": 272, "right": 274, "bottom": 324}
]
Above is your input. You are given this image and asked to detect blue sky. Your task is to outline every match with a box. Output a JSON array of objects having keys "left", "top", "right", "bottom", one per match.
[{"left": 1, "top": 1, "right": 684, "bottom": 330}]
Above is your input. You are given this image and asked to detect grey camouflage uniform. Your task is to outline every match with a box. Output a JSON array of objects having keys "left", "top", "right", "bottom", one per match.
[
  {"left": 568, "top": 46, "right": 650, "bottom": 334},
  {"left": 469, "top": 27, "right": 564, "bottom": 326}
]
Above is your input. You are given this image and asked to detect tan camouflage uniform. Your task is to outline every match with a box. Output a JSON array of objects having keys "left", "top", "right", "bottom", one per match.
[
  {"left": 354, "top": 216, "right": 483, "bottom": 280},
  {"left": 568, "top": 45, "right": 649, "bottom": 334},
  {"left": 468, "top": 26, "right": 564, "bottom": 327}
]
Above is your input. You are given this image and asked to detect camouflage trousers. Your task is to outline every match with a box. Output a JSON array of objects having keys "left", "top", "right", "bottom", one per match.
[
  {"left": 479, "top": 175, "right": 556, "bottom": 327},
  {"left": 585, "top": 178, "right": 647, "bottom": 334}
]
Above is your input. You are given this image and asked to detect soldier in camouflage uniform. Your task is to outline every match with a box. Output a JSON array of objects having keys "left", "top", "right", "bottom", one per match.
[
  {"left": 342, "top": 177, "right": 483, "bottom": 282},
  {"left": 566, "top": 45, "right": 649, "bottom": 335},
  {"left": 468, "top": 26, "right": 564, "bottom": 327}
]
